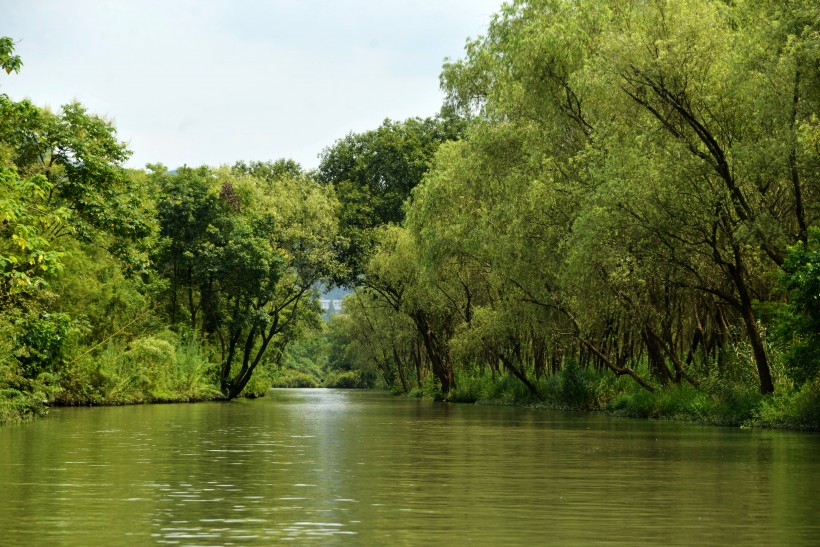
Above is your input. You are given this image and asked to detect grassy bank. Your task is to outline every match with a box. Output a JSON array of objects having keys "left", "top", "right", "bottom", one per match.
[
  {"left": 0, "top": 330, "right": 277, "bottom": 425},
  {"left": 439, "top": 365, "right": 820, "bottom": 431},
  {"left": 5, "top": 356, "right": 818, "bottom": 432}
]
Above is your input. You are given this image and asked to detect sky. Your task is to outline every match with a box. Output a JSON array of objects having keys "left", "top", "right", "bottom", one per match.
[{"left": 2, "top": 0, "right": 503, "bottom": 170}]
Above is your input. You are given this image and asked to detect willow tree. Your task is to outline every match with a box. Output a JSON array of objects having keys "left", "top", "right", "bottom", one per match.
[
  {"left": 433, "top": 0, "right": 819, "bottom": 394},
  {"left": 361, "top": 226, "right": 459, "bottom": 393},
  {"left": 589, "top": 0, "right": 820, "bottom": 393}
]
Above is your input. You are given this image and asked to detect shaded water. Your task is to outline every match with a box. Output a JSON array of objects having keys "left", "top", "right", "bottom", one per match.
[{"left": 0, "top": 389, "right": 817, "bottom": 545}]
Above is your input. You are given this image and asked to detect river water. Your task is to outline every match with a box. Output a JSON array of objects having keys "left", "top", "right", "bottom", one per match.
[{"left": 0, "top": 389, "right": 817, "bottom": 545}]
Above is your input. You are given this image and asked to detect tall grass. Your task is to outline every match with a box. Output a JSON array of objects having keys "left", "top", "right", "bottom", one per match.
[
  {"left": 53, "top": 332, "right": 220, "bottom": 406},
  {"left": 753, "top": 378, "right": 820, "bottom": 430}
]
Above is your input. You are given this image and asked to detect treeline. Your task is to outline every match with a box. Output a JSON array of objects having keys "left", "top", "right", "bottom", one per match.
[
  {"left": 0, "top": 36, "right": 357, "bottom": 421},
  {"left": 318, "top": 0, "right": 820, "bottom": 428},
  {"left": 2, "top": 0, "right": 819, "bottom": 430}
]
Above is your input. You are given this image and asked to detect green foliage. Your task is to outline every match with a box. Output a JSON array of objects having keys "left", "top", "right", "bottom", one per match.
[
  {"left": 774, "top": 227, "right": 820, "bottom": 384},
  {"left": 448, "top": 369, "right": 542, "bottom": 406},
  {"left": 407, "top": 372, "right": 443, "bottom": 400},
  {"left": 241, "top": 363, "right": 276, "bottom": 396},
  {"left": 0, "top": 167, "right": 68, "bottom": 302},
  {"left": 754, "top": 378, "right": 820, "bottom": 430},
  {"left": 152, "top": 165, "right": 341, "bottom": 399},
  {"left": 317, "top": 115, "right": 465, "bottom": 281},
  {"left": 328, "top": 0, "right": 820, "bottom": 410},
  {"left": 447, "top": 370, "right": 493, "bottom": 403},
  {"left": 0, "top": 95, "right": 149, "bottom": 248},
  {"left": 54, "top": 333, "right": 219, "bottom": 405},
  {"left": 0, "top": 38, "right": 356, "bottom": 421},
  {"left": 15, "top": 313, "right": 75, "bottom": 378},
  {"left": 270, "top": 369, "right": 319, "bottom": 388},
  {"left": 553, "top": 362, "right": 601, "bottom": 411},
  {"left": 0, "top": 388, "right": 46, "bottom": 424},
  {"left": 318, "top": 116, "right": 464, "bottom": 225},
  {"left": 0, "top": 37, "right": 23, "bottom": 75},
  {"left": 606, "top": 378, "right": 763, "bottom": 426},
  {"left": 3, "top": 0, "right": 820, "bottom": 435},
  {"left": 322, "top": 370, "right": 374, "bottom": 389}
]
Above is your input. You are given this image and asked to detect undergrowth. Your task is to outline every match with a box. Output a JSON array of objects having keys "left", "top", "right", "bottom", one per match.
[{"left": 436, "top": 364, "right": 820, "bottom": 431}]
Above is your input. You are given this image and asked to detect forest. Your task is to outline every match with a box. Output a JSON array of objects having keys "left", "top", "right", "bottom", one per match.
[{"left": 2, "top": 0, "right": 819, "bottom": 430}]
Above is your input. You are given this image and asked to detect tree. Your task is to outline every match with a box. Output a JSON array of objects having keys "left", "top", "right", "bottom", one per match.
[
  {"left": 0, "top": 37, "right": 22, "bottom": 75},
  {"left": 316, "top": 115, "right": 464, "bottom": 281},
  {"left": 363, "top": 226, "right": 459, "bottom": 393},
  {"left": 430, "top": 0, "right": 820, "bottom": 395},
  {"left": 0, "top": 168, "right": 68, "bottom": 305},
  {"left": 0, "top": 96, "right": 150, "bottom": 253},
  {"left": 154, "top": 165, "right": 343, "bottom": 399}
]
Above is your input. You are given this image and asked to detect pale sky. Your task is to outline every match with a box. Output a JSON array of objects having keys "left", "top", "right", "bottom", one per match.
[{"left": 1, "top": 0, "right": 503, "bottom": 170}]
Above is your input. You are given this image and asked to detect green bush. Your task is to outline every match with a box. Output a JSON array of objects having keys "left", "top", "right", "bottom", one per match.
[
  {"left": 270, "top": 369, "right": 319, "bottom": 388},
  {"left": 16, "top": 313, "right": 75, "bottom": 378},
  {"left": 702, "top": 379, "right": 762, "bottom": 425},
  {"left": 556, "top": 361, "right": 600, "bottom": 410},
  {"left": 476, "top": 371, "right": 540, "bottom": 405},
  {"left": 447, "top": 370, "right": 493, "bottom": 403},
  {"left": 323, "top": 369, "right": 373, "bottom": 389},
  {"left": 241, "top": 363, "right": 276, "bottom": 397},
  {"left": 772, "top": 227, "right": 820, "bottom": 385},
  {"left": 0, "top": 387, "right": 48, "bottom": 424},
  {"left": 754, "top": 379, "right": 820, "bottom": 430},
  {"left": 53, "top": 333, "right": 220, "bottom": 405},
  {"left": 168, "top": 338, "right": 220, "bottom": 401},
  {"left": 604, "top": 377, "right": 762, "bottom": 425}
]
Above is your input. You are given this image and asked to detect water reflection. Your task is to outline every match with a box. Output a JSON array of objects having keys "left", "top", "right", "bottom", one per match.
[{"left": 0, "top": 389, "right": 818, "bottom": 545}]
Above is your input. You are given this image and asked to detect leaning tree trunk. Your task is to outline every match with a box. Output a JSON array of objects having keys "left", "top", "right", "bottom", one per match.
[
  {"left": 413, "top": 312, "right": 454, "bottom": 394},
  {"left": 728, "top": 260, "right": 775, "bottom": 394}
]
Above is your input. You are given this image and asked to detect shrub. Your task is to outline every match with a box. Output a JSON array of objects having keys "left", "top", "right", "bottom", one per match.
[
  {"left": 323, "top": 370, "right": 373, "bottom": 389},
  {"left": 242, "top": 363, "right": 276, "bottom": 397},
  {"left": 270, "top": 369, "right": 319, "bottom": 388},
  {"left": 447, "top": 370, "right": 493, "bottom": 403},
  {"left": 754, "top": 379, "right": 820, "bottom": 430},
  {"left": 16, "top": 313, "right": 75, "bottom": 378},
  {"left": 169, "top": 338, "right": 220, "bottom": 400},
  {"left": 53, "top": 333, "right": 221, "bottom": 405},
  {"left": 0, "top": 387, "right": 47, "bottom": 424}
]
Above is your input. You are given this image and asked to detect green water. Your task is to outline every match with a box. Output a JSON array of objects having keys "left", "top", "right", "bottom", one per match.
[{"left": 0, "top": 389, "right": 817, "bottom": 545}]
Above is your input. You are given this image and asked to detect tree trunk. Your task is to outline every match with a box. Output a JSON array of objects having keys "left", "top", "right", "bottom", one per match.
[
  {"left": 413, "top": 312, "right": 454, "bottom": 394},
  {"left": 643, "top": 328, "right": 674, "bottom": 386},
  {"left": 728, "top": 263, "right": 775, "bottom": 394},
  {"left": 500, "top": 355, "right": 541, "bottom": 399},
  {"left": 393, "top": 343, "right": 409, "bottom": 393}
]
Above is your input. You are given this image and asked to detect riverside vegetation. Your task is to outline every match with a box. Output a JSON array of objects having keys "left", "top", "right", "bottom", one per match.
[{"left": 2, "top": 0, "right": 820, "bottom": 430}]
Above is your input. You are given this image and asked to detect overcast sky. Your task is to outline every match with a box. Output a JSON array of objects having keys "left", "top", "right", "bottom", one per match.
[{"left": 2, "top": 0, "right": 502, "bottom": 170}]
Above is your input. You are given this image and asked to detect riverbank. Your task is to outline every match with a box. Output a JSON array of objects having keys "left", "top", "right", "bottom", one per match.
[
  {"left": 432, "top": 365, "right": 820, "bottom": 431},
  {"left": 0, "top": 336, "right": 275, "bottom": 425},
  {"left": 5, "top": 365, "right": 818, "bottom": 431}
]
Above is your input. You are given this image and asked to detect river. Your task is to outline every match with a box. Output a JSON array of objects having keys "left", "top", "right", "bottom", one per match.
[{"left": 0, "top": 389, "right": 817, "bottom": 545}]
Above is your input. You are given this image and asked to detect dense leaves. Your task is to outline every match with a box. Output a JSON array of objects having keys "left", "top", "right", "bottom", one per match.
[
  {"left": 776, "top": 228, "right": 820, "bottom": 384},
  {"left": 317, "top": 115, "right": 465, "bottom": 282},
  {"left": 329, "top": 0, "right": 820, "bottom": 424},
  {"left": 0, "top": 37, "right": 344, "bottom": 416},
  {"left": 2, "top": 0, "right": 819, "bottom": 430}
]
